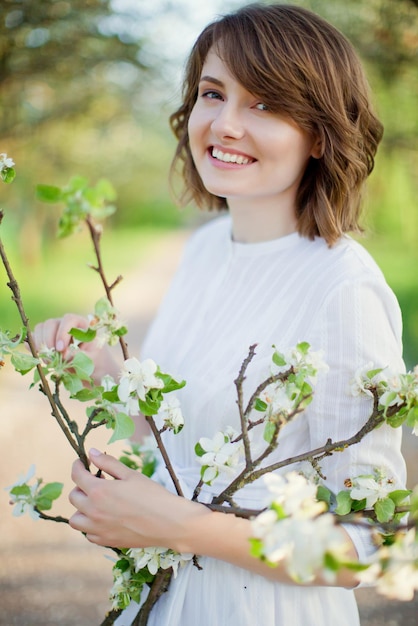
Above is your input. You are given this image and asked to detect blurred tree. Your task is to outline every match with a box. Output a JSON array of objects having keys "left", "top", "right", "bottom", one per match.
[
  {"left": 0, "top": 0, "right": 149, "bottom": 138},
  {"left": 302, "top": 0, "right": 418, "bottom": 145}
]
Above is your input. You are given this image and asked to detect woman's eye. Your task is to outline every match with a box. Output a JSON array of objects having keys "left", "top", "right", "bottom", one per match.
[
  {"left": 255, "top": 102, "right": 269, "bottom": 111},
  {"left": 201, "top": 90, "right": 223, "bottom": 100}
]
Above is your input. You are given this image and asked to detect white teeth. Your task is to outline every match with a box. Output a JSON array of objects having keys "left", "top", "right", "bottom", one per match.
[{"left": 212, "top": 147, "right": 250, "bottom": 164}]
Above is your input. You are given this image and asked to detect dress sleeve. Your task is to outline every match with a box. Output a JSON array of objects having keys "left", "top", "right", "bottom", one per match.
[{"left": 306, "top": 276, "right": 407, "bottom": 562}]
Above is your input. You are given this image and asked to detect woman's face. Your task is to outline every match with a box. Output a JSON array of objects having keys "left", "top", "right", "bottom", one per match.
[{"left": 188, "top": 50, "right": 318, "bottom": 215}]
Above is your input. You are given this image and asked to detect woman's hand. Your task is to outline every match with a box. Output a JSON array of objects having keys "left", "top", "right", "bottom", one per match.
[
  {"left": 33, "top": 313, "right": 119, "bottom": 382},
  {"left": 68, "top": 449, "right": 202, "bottom": 549}
]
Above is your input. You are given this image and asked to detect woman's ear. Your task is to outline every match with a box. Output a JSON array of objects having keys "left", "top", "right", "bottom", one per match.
[{"left": 311, "top": 135, "right": 323, "bottom": 159}]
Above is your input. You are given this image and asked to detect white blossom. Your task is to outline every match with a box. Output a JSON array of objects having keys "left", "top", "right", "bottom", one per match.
[
  {"left": 349, "top": 362, "right": 378, "bottom": 397},
  {"left": 159, "top": 396, "right": 184, "bottom": 434},
  {"left": 260, "top": 383, "right": 297, "bottom": 417},
  {"left": 127, "top": 547, "right": 193, "bottom": 578},
  {"left": 109, "top": 567, "right": 133, "bottom": 610},
  {"left": 350, "top": 471, "right": 394, "bottom": 508},
  {"left": 271, "top": 344, "right": 328, "bottom": 383},
  {"left": 252, "top": 510, "right": 350, "bottom": 583},
  {"left": 118, "top": 357, "right": 164, "bottom": 407},
  {"left": 263, "top": 472, "right": 326, "bottom": 519},
  {"left": 88, "top": 298, "right": 127, "bottom": 347},
  {"left": 356, "top": 529, "right": 418, "bottom": 600},
  {"left": 4, "top": 465, "right": 40, "bottom": 520},
  {"left": 197, "top": 430, "right": 243, "bottom": 485},
  {"left": 0, "top": 153, "right": 14, "bottom": 171}
]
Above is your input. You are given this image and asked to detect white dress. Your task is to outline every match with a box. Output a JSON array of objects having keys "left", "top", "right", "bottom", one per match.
[{"left": 117, "top": 215, "right": 406, "bottom": 626}]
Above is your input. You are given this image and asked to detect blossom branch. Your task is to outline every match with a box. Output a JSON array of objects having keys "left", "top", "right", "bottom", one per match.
[
  {"left": 0, "top": 231, "right": 89, "bottom": 469},
  {"left": 144, "top": 416, "right": 184, "bottom": 498},
  {"left": 85, "top": 216, "right": 129, "bottom": 361},
  {"left": 133, "top": 568, "right": 173, "bottom": 626},
  {"left": 248, "top": 395, "right": 385, "bottom": 484},
  {"left": 35, "top": 510, "right": 70, "bottom": 524},
  {"left": 234, "top": 343, "right": 257, "bottom": 465},
  {"left": 211, "top": 396, "right": 309, "bottom": 506}
]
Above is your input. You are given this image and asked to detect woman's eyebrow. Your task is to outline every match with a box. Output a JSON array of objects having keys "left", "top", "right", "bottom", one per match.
[{"left": 199, "top": 75, "right": 224, "bottom": 87}]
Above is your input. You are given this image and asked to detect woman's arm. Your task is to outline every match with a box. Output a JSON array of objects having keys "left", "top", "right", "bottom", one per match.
[{"left": 68, "top": 449, "right": 358, "bottom": 588}]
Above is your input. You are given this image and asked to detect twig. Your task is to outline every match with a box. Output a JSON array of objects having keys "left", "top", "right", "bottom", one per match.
[
  {"left": 0, "top": 235, "right": 88, "bottom": 468},
  {"left": 36, "top": 510, "right": 70, "bottom": 524},
  {"left": 85, "top": 216, "right": 129, "bottom": 361},
  {"left": 100, "top": 609, "right": 124, "bottom": 626},
  {"left": 145, "top": 416, "right": 184, "bottom": 497},
  {"left": 133, "top": 568, "right": 173, "bottom": 626},
  {"left": 234, "top": 344, "right": 258, "bottom": 466}
]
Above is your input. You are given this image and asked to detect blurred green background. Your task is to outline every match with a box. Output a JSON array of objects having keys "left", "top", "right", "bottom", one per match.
[{"left": 1, "top": 0, "right": 417, "bottom": 368}]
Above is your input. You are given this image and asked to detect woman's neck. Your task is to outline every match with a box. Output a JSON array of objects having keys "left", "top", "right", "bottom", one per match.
[{"left": 228, "top": 199, "right": 298, "bottom": 244}]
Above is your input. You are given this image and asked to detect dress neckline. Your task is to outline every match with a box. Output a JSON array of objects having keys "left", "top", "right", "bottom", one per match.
[{"left": 229, "top": 228, "right": 302, "bottom": 257}]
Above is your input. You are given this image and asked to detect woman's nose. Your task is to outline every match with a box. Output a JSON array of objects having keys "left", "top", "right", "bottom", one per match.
[{"left": 210, "top": 103, "right": 245, "bottom": 140}]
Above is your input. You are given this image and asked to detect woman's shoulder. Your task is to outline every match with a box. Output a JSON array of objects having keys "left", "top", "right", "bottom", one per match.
[{"left": 306, "top": 235, "right": 387, "bottom": 285}]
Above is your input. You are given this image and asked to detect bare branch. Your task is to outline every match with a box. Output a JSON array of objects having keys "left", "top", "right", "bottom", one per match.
[
  {"left": 85, "top": 216, "right": 129, "bottom": 361},
  {"left": 234, "top": 344, "right": 258, "bottom": 466}
]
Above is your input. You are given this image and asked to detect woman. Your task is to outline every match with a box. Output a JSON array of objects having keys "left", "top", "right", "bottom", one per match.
[{"left": 34, "top": 4, "right": 406, "bottom": 625}]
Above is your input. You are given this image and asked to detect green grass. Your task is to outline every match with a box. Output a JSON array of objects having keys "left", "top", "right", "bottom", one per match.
[{"left": 0, "top": 226, "right": 170, "bottom": 333}]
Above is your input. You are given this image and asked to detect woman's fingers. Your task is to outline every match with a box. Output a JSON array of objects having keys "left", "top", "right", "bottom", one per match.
[
  {"left": 88, "top": 448, "right": 131, "bottom": 480},
  {"left": 33, "top": 313, "right": 89, "bottom": 354}
]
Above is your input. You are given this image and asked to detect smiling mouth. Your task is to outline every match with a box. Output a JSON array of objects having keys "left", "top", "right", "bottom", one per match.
[{"left": 211, "top": 147, "right": 254, "bottom": 165}]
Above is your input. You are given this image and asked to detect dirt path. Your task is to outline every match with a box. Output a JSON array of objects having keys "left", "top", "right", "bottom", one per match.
[{"left": 1, "top": 229, "right": 417, "bottom": 625}]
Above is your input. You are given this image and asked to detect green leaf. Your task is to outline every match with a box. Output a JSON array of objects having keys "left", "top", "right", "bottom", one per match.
[
  {"left": 388, "top": 489, "right": 412, "bottom": 506},
  {"left": 62, "top": 373, "right": 84, "bottom": 395},
  {"left": 254, "top": 398, "right": 268, "bottom": 412},
  {"left": 108, "top": 412, "right": 135, "bottom": 444},
  {"left": 67, "top": 175, "right": 88, "bottom": 192},
  {"left": 138, "top": 396, "right": 161, "bottom": 416},
  {"left": 335, "top": 490, "right": 353, "bottom": 515},
  {"left": 133, "top": 568, "right": 155, "bottom": 584},
  {"left": 156, "top": 372, "right": 186, "bottom": 394},
  {"left": 71, "top": 387, "right": 102, "bottom": 402},
  {"left": 36, "top": 184, "right": 62, "bottom": 203},
  {"left": 249, "top": 537, "right": 264, "bottom": 558},
  {"left": 70, "top": 351, "right": 94, "bottom": 380},
  {"left": 272, "top": 351, "right": 286, "bottom": 367},
  {"left": 94, "top": 297, "right": 111, "bottom": 316},
  {"left": 119, "top": 455, "right": 140, "bottom": 470},
  {"left": 406, "top": 405, "right": 418, "bottom": 428},
  {"left": 194, "top": 442, "right": 205, "bottom": 457},
  {"left": 141, "top": 459, "right": 157, "bottom": 477},
  {"left": 366, "top": 367, "right": 384, "bottom": 379},
  {"left": 103, "top": 387, "right": 120, "bottom": 402},
  {"left": 263, "top": 421, "right": 276, "bottom": 443},
  {"left": 10, "top": 484, "right": 31, "bottom": 497},
  {"left": 296, "top": 341, "right": 310, "bottom": 355},
  {"left": 69, "top": 327, "right": 97, "bottom": 343},
  {"left": 37, "top": 482, "right": 63, "bottom": 502},
  {"left": 115, "top": 557, "right": 132, "bottom": 573},
  {"left": 375, "top": 497, "right": 396, "bottom": 523},
  {"left": 11, "top": 352, "right": 39, "bottom": 374},
  {"left": 386, "top": 412, "right": 407, "bottom": 429},
  {"left": 316, "top": 485, "right": 332, "bottom": 507},
  {"left": 323, "top": 551, "right": 340, "bottom": 572},
  {"left": 95, "top": 178, "right": 117, "bottom": 201},
  {"left": 351, "top": 498, "right": 367, "bottom": 511},
  {"left": 1, "top": 167, "right": 16, "bottom": 183},
  {"left": 271, "top": 502, "right": 286, "bottom": 519}
]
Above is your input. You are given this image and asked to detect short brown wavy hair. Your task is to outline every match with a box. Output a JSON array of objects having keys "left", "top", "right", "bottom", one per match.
[{"left": 170, "top": 3, "right": 383, "bottom": 246}]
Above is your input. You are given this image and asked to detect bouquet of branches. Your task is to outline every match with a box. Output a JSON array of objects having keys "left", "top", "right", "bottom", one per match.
[{"left": 1, "top": 155, "right": 417, "bottom": 625}]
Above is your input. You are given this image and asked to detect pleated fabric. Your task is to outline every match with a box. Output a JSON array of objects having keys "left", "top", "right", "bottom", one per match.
[{"left": 116, "top": 215, "right": 406, "bottom": 626}]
